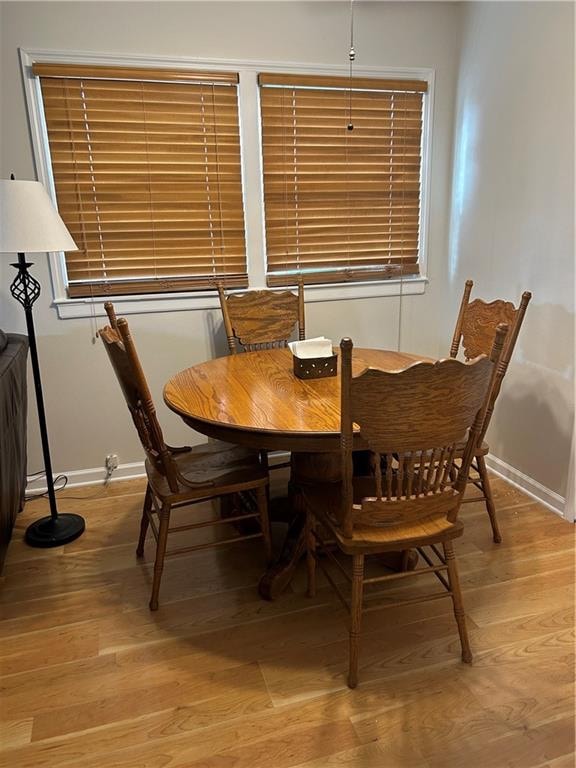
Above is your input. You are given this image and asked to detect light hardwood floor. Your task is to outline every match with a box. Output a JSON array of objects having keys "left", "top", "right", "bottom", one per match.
[{"left": 0, "top": 473, "right": 574, "bottom": 768}]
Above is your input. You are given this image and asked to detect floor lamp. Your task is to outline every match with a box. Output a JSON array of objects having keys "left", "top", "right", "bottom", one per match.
[{"left": 0, "top": 177, "right": 85, "bottom": 547}]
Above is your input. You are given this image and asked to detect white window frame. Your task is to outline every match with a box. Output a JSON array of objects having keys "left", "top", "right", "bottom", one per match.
[{"left": 21, "top": 48, "right": 433, "bottom": 319}]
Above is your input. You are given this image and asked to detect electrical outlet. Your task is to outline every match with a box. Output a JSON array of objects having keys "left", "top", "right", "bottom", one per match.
[{"left": 105, "top": 454, "right": 119, "bottom": 472}]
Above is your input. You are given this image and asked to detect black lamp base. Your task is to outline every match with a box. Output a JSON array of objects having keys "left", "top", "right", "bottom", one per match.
[{"left": 25, "top": 513, "right": 85, "bottom": 548}]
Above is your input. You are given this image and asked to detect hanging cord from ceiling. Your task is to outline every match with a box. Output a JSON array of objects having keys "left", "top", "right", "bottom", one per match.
[{"left": 348, "top": 0, "right": 355, "bottom": 131}]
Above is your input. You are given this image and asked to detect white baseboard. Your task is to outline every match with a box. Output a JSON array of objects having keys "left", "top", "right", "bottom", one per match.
[
  {"left": 26, "top": 451, "right": 290, "bottom": 497},
  {"left": 26, "top": 453, "right": 568, "bottom": 521},
  {"left": 26, "top": 460, "right": 146, "bottom": 497},
  {"left": 485, "top": 454, "right": 567, "bottom": 518}
]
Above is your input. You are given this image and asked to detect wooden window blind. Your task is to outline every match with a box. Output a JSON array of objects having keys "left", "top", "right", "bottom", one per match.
[
  {"left": 259, "top": 73, "right": 427, "bottom": 287},
  {"left": 34, "top": 64, "right": 247, "bottom": 297}
]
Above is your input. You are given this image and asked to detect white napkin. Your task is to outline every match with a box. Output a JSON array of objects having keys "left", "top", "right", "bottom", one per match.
[{"left": 288, "top": 336, "right": 333, "bottom": 359}]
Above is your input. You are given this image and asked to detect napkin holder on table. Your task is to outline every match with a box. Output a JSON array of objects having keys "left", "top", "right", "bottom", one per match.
[{"left": 288, "top": 337, "right": 338, "bottom": 380}]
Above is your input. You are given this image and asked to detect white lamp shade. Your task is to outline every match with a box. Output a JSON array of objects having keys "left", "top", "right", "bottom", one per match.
[{"left": 0, "top": 179, "right": 78, "bottom": 254}]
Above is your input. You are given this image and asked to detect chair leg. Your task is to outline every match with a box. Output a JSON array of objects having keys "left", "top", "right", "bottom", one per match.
[
  {"left": 261, "top": 449, "right": 271, "bottom": 504},
  {"left": 477, "top": 455, "right": 501, "bottom": 544},
  {"left": 305, "top": 512, "right": 317, "bottom": 598},
  {"left": 444, "top": 540, "right": 472, "bottom": 664},
  {"left": 348, "top": 554, "right": 365, "bottom": 689},
  {"left": 149, "top": 503, "right": 171, "bottom": 611},
  {"left": 256, "top": 484, "right": 272, "bottom": 562},
  {"left": 136, "top": 483, "right": 152, "bottom": 558},
  {"left": 400, "top": 549, "right": 411, "bottom": 571}
]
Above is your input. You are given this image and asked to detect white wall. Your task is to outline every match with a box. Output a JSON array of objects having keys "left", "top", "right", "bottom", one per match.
[
  {"left": 449, "top": 1, "right": 575, "bottom": 500},
  {"left": 0, "top": 2, "right": 462, "bottom": 477}
]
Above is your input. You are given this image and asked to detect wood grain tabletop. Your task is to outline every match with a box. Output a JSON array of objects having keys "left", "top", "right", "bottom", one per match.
[{"left": 164, "top": 347, "right": 430, "bottom": 452}]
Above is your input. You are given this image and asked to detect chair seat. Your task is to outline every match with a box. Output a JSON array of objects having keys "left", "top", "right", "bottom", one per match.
[
  {"left": 146, "top": 441, "right": 267, "bottom": 501},
  {"left": 300, "top": 480, "right": 464, "bottom": 555}
]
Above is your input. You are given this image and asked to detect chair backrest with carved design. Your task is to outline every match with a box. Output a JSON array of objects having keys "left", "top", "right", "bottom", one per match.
[
  {"left": 450, "top": 280, "right": 531, "bottom": 445},
  {"left": 337, "top": 329, "right": 507, "bottom": 538},
  {"left": 99, "top": 317, "right": 179, "bottom": 493},
  {"left": 217, "top": 280, "right": 305, "bottom": 353}
]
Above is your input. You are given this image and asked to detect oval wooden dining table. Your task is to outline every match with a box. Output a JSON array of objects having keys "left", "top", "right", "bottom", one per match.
[{"left": 164, "top": 347, "right": 429, "bottom": 598}]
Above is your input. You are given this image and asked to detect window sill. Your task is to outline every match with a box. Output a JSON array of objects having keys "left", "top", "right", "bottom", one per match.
[{"left": 53, "top": 276, "right": 428, "bottom": 319}]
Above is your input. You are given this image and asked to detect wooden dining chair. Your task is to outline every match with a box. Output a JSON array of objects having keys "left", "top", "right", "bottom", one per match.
[
  {"left": 301, "top": 328, "right": 507, "bottom": 688},
  {"left": 216, "top": 280, "right": 306, "bottom": 472},
  {"left": 450, "top": 280, "right": 532, "bottom": 542},
  {"left": 216, "top": 279, "right": 305, "bottom": 353},
  {"left": 99, "top": 314, "right": 271, "bottom": 610}
]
